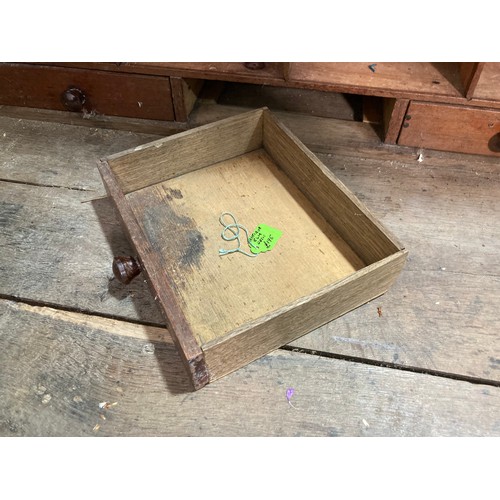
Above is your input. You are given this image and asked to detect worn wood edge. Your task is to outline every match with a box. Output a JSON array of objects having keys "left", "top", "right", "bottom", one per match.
[
  {"left": 203, "top": 250, "right": 408, "bottom": 381},
  {"left": 383, "top": 98, "right": 410, "bottom": 144},
  {"left": 103, "top": 107, "right": 267, "bottom": 162},
  {"left": 2, "top": 299, "right": 172, "bottom": 344},
  {"left": 262, "top": 109, "right": 405, "bottom": 258},
  {"left": 464, "top": 63, "right": 485, "bottom": 99},
  {"left": 104, "top": 107, "right": 267, "bottom": 194},
  {"left": 96, "top": 159, "right": 209, "bottom": 390}
]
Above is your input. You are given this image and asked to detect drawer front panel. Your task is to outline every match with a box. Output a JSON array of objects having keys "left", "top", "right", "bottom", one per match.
[
  {"left": 398, "top": 101, "right": 500, "bottom": 156},
  {"left": 0, "top": 64, "right": 174, "bottom": 121}
]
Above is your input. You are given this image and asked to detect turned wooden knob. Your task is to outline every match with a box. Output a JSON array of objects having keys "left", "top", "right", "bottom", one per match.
[
  {"left": 112, "top": 256, "right": 142, "bottom": 284},
  {"left": 244, "top": 62, "right": 266, "bottom": 70},
  {"left": 488, "top": 132, "right": 500, "bottom": 153},
  {"left": 61, "top": 87, "right": 86, "bottom": 112}
]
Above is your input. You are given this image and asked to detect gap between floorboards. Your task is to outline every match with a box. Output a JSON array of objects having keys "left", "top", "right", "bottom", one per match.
[
  {"left": 1, "top": 293, "right": 499, "bottom": 389},
  {"left": 281, "top": 345, "right": 500, "bottom": 388}
]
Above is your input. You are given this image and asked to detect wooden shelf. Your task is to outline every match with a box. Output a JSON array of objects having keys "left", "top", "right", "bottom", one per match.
[{"left": 286, "top": 63, "right": 466, "bottom": 100}]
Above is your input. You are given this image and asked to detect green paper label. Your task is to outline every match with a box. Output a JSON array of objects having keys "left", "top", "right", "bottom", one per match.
[{"left": 249, "top": 224, "right": 282, "bottom": 254}]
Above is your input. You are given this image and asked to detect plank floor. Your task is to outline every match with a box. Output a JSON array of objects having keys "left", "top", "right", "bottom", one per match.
[{"left": 1, "top": 101, "right": 499, "bottom": 436}]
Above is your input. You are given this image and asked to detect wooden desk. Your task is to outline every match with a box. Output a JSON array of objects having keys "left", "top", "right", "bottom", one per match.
[{"left": 1, "top": 62, "right": 499, "bottom": 156}]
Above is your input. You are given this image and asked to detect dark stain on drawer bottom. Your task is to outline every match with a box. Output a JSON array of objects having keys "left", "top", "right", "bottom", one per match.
[{"left": 141, "top": 194, "right": 205, "bottom": 280}]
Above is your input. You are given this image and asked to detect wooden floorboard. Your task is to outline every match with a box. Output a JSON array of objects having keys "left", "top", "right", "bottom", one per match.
[
  {"left": 290, "top": 153, "right": 500, "bottom": 381},
  {"left": 0, "top": 116, "right": 159, "bottom": 191},
  {"left": 1, "top": 103, "right": 500, "bottom": 435},
  {"left": 0, "top": 180, "right": 164, "bottom": 324},
  {"left": 1, "top": 299, "right": 499, "bottom": 437}
]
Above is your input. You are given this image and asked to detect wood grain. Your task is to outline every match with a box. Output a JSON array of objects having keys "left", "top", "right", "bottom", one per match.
[
  {"left": 106, "top": 108, "right": 264, "bottom": 193},
  {"left": 263, "top": 110, "right": 403, "bottom": 264},
  {"left": 0, "top": 63, "right": 175, "bottom": 121},
  {"left": 0, "top": 115, "right": 159, "bottom": 191},
  {"left": 290, "top": 152, "right": 500, "bottom": 382},
  {"left": 2, "top": 299, "right": 499, "bottom": 436},
  {"left": 126, "top": 149, "right": 364, "bottom": 346},
  {"left": 0, "top": 180, "right": 164, "bottom": 324},
  {"left": 398, "top": 101, "right": 500, "bottom": 156}
]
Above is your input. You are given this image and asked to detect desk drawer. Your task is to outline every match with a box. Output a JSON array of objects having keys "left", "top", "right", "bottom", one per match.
[
  {"left": 398, "top": 101, "right": 500, "bottom": 156},
  {"left": 0, "top": 64, "right": 175, "bottom": 121}
]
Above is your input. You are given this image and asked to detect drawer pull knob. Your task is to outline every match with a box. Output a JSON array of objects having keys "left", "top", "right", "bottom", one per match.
[
  {"left": 112, "top": 256, "right": 142, "bottom": 284},
  {"left": 488, "top": 132, "right": 500, "bottom": 153},
  {"left": 244, "top": 62, "right": 266, "bottom": 70},
  {"left": 61, "top": 87, "right": 86, "bottom": 112}
]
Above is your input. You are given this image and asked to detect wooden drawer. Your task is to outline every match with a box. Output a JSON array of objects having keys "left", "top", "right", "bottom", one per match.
[
  {"left": 398, "top": 101, "right": 500, "bottom": 156},
  {"left": 98, "top": 108, "right": 407, "bottom": 390},
  {"left": 0, "top": 64, "right": 175, "bottom": 121}
]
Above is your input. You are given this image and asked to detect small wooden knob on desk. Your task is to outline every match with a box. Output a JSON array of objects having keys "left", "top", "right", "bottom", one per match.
[
  {"left": 488, "top": 132, "right": 500, "bottom": 153},
  {"left": 61, "top": 87, "right": 86, "bottom": 112},
  {"left": 112, "top": 256, "right": 142, "bottom": 284}
]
